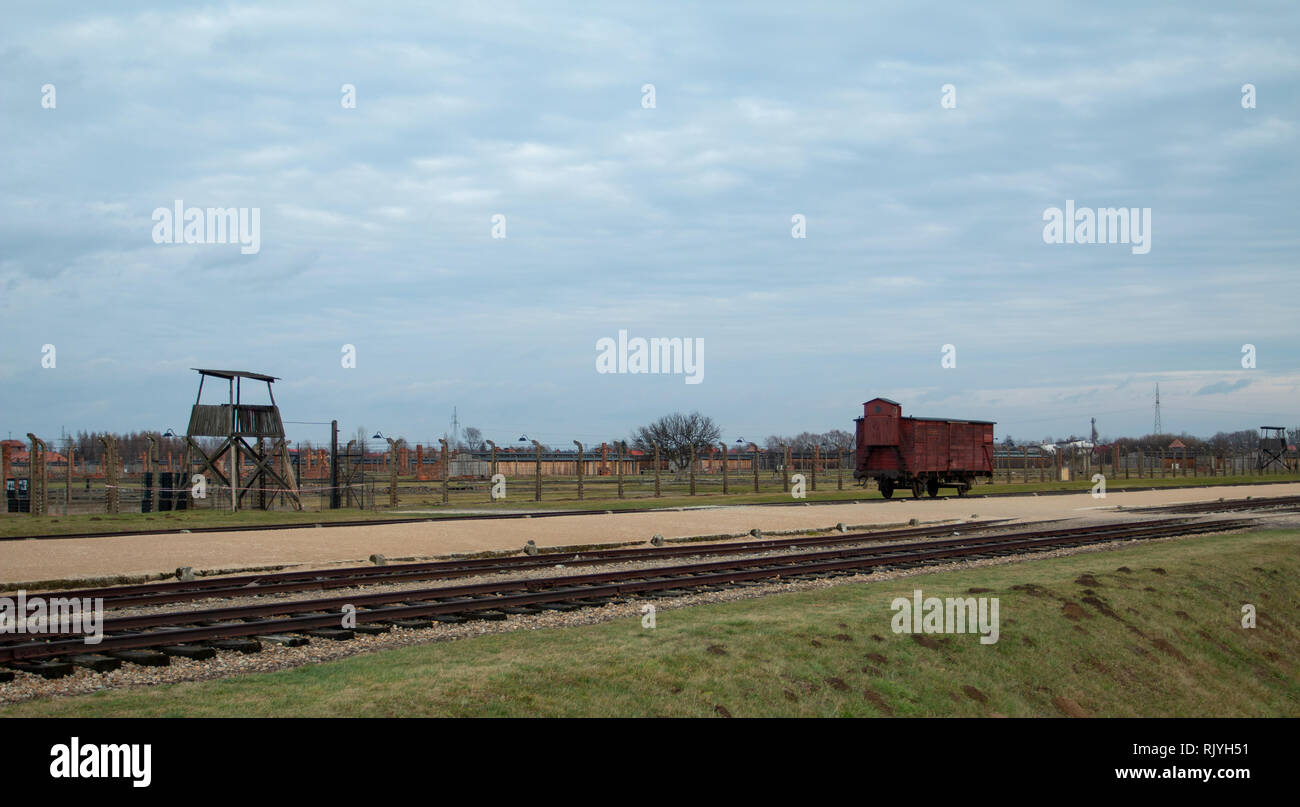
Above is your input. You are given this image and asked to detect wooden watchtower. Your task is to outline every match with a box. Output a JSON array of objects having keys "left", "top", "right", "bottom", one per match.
[
  {"left": 184, "top": 369, "right": 301, "bottom": 511},
  {"left": 1259, "top": 426, "right": 1287, "bottom": 471}
]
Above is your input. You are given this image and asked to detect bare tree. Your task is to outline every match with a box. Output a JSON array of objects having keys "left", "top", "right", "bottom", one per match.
[
  {"left": 462, "top": 427, "right": 484, "bottom": 451},
  {"left": 767, "top": 430, "right": 853, "bottom": 452},
  {"left": 823, "top": 429, "right": 855, "bottom": 452},
  {"left": 789, "top": 431, "right": 820, "bottom": 450},
  {"left": 630, "top": 412, "right": 721, "bottom": 472}
]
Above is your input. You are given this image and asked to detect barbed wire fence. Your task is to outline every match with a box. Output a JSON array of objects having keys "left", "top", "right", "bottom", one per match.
[{"left": 2, "top": 434, "right": 1297, "bottom": 516}]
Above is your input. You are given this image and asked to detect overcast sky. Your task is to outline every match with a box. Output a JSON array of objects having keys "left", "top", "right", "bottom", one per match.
[{"left": 2, "top": 2, "right": 1297, "bottom": 449}]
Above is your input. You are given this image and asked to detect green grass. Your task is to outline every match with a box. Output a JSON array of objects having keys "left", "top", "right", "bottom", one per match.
[
  {"left": 4, "top": 527, "right": 1296, "bottom": 717},
  {"left": 4, "top": 471, "right": 1298, "bottom": 539}
]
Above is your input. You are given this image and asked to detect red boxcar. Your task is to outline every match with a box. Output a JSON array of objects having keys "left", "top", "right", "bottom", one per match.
[{"left": 853, "top": 397, "right": 995, "bottom": 498}]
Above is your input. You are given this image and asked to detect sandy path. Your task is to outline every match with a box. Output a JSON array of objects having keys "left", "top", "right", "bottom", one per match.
[{"left": 1, "top": 483, "right": 1296, "bottom": 586}]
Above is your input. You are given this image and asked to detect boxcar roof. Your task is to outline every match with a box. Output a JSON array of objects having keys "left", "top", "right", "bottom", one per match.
[
  {"left": 863, "top": 397, "right": 902, "bottom": 405},
  {"left": 854, "top": 415, "right": 996, "bottom": 424}
]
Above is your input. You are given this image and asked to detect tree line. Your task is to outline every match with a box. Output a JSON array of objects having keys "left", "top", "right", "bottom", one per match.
[
  {"left": 16, "top": 431, "right": 197, "bottom": 463},
  {"left": 18, "top": 420, "right": 1294, "bottom": 470},
  {"left": 1003, "top": 428, "right": 1298, "bottom": 453}
]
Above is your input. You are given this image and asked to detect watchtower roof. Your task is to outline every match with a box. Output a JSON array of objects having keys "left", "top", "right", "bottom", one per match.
[{"left": 192, "top": 369, "right": 279, "bottom": 382}]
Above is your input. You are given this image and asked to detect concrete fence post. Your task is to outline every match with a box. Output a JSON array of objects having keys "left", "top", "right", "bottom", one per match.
[
  {"left": 532, "top": 439, "right": 543, "bottom": 501},
  {"left": 65, "top": 443, "right": 74, "bottom": 515},
  {"left": 438, "top": 438, "right": 449, "bottom": 505},
  {"left": 574, "top": 440, "right": 584, "bottom": 500},
  {"left": 329, "top": 420, "right": 340, "bottom": 510},
  {"left": 720, "top": 442, "right": 729, "bottom": 494},
  {"left": 0, "top": 443, "right": 10, "bottom": 513},
  {"left": 749, "top": 443, "right": 760, "bottom": 493},
  {"left": 811, "top": 445, "right": 819, "bottom": 491},
  {"left": 617, "top": 441, "right": 626, "bottom": 499},
  {"left": 838, "top": 448, "right": 845, "bottom": 490},
  {"left": 27, "top": 434, "right": 46, "bottom": 516},
  {"left": 653, "top": 443, "right": 662, "bottom": 497},
  {"left": 342, "top": 439, "right": 355, "bottom": 508},
  {"left": 98, "top": 435, "right": 119, "bottom": 514},
  {"left": 689, "top": 444, "right": 696, "bottom": 495},
  {"left": 386, "top": 438, "right": 399, "bottom": 507},
  {"left": 39, "top": 435, "right": 49, "bottom": 516},
  {"left": 145, "top": 433, "right": 159, "bottom": 514},
  {"left": 112, "top": 435, "right": 121, "bottom": 514},
  {"left": 782, "top": 444, "right": 790, "bottom": 493}
]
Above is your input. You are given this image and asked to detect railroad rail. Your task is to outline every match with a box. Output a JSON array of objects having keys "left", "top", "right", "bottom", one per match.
[
  {"left": 0, "top": 517, "right": 1253, "bottom": 673},
  {"left": 20, "top": 518, "right": 1029, "bottom": 608},
  {"left": 1134, "top": 494, "right": 1300, "bottom": 515}
]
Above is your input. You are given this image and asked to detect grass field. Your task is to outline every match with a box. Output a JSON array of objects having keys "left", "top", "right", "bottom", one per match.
[
  {"left": 3, "top": 471, "right": 1299, "bottom": 539},
  {"left": 4, "top": 527, "right": 1295, "bottom": 717}
]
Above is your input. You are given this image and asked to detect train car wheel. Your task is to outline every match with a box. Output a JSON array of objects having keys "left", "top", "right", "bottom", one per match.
[
  {"left": 878, "top": 479, "right": 894, "bottom": 499},
  {"left": 926, "top": 478, "right": 939, "bottom": 497},
  {"left": 911, "top": 480, "right": 924, "bottom": 498}
]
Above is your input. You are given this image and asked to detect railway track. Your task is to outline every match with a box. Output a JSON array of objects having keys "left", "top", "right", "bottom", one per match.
[
  {"left": 1135, "top": 494, "right": 1300, "bottom": 515},
  {"left": 24, "top": 518, "right": 1029, "bottom": 608},
  {"left": 0, "top": 516, "right": 1253, "bottom": 675}
]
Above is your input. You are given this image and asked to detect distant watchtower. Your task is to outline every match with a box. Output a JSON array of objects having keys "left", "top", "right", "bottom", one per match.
[
  {"left": 1259, "top": 426, "right": 1287, "bottom": 472},
  {"left": 184, "top": 369, "right": 301, "bottom": 511}
]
